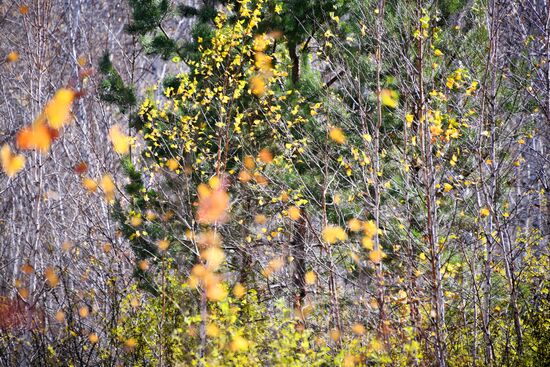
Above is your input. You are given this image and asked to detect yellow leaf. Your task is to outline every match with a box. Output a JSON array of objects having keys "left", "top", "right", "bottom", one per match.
[
  {"left": 362, "top": 237, "right": 374, "bottom": 250},
  {"left": 109, "top": 125, "right": 130, "bottom": 154},
  {"left": 230, "top": 335, "right": 249, "bottom": 351},
  {"left": 16, "top": 121, "right": 58, "bottom": 153},
  {"left": 480, "top": 207, "right": 490, "bottom": 217},
  {"left": 258, "top": 148, "right": 273, "bottom": 163},
  {"left": 44, "top": 88, "right": 75, "bottom": 129},
  {"left": 166, "top": 158, "right": 179, "bottom": 171},
  {"left": 348, "top": 218, "right": 363, "bottom": 232},
  {"left": 1, "top": 144, "right": 25, "bottom": 177},
  {"left": 78, "top": 306, "right": 89, "bottom": 318},
  {"left": 363, "top": 220, "right": 377, "bottom": 238},
  {"left": 329, "top": 127, "right": 346, "bottom": 144},
  {"left": 369, "top": 249, "right": 384, "bottom": 263},
  {"left": 233, "top": 283, "right": 246, "bottom": 298},
  {"left": 101, "top": 174, "right": 116, "bottom": 202},
  {"left": 250, "top": 75, "right": 266, "bottom": 96},
  {"left": 82, "top": 177, "right": 97, "bottom": 192},
  {"left": 434, "top": 49, "right": 443, "bottom": 57},
  {"left": 206, "top": 323, "right": 220, "bottom": 337},
  {"left": 322, "top": 225, "right": 347, "bottom": 244},
  {"left": 443, "top": 183, "right": 453, "bottom": 192},
  {"left": 380, "top": 89, "right": 398, "bottom": 108},
  {"left": 305, "top": 271, "right": 317, "bottom": 285},
  {"left": 288, "top": 206, "right": 301, "bottom": 220},
  {"left": 243, "top": 155, "right": 256, "bottom": 170}
]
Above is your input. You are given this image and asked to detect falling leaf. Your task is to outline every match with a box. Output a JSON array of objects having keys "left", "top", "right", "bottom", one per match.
[
  {"left": 352, "top": 323, "right": 365, "bottom": 335},
  {"left": 201, "top": 247, "right": 225, "bottom": 271},
  {"left": 250, "top": 75, "right": 266, "bottom": 96},
  {"left": 255, "top": 214, "right": 267, "bottom": 224},
  {"left": 480, "top": 207, "right": 490, "bottom": 217},
  {"left": 206, "top": 323, "right": 220, "bottom": 337},
  {"left": 78, "top": 306, "right": 89, "bottom": 318},
  {"left": 348, "top": 218, "right": 362, "bottom": 232},
  {"left": 125, "top": 338, "right": 137, "bottom": 349},
  {"left": 6, "top": 52, "right": 19, "bottom": 63},
  {"left": 103, "top": 243, "right": 112, "bottom": 253},
  {"left": 380, "top": 89, "right": 398, "bottom": 108},
  {"left": 288, "top": 206, "right": 301, "bottom": 220},
  {"left": 305, "top": 271, "right": 317, "bottom": 285},
  {"left": 255, "top": 52, "right": 272, "bottom": 71},
  {"left": 157, "top": 239, "right": 169, "bottom": 251},
  {"left": 44, "top": 267, "right": 58, "bottom": 287},
  {"left": 197, "top": 183, "right": 229, "bottom": 224},
  {"left": 443, "top": 183, "right": 453, "bottom": 192},
  {"left": 329, "top": 127, "right": 346, "bottom": 144},
  {"left": 229, "top": 335, "right": 249, "bottom": 351},
  {"left": 55, "top": 310, "right": 65, "bottom": 322},
  {"left": 369, "top": 249, "right": 384, "bottom": 263},
  {"left": 322, "top": 225, "right": 348, "bottom": 244},
  {"left": 19, "top": 5, "right": 29, "bottom": 15},
  {"left": 74, "top": 162, "right": 88, "bottom": 174},
  {"left": 100, "top": 174, "right": 115, "bottom": 202},
  {"left": 330, "top": 328, "right": 341, "bottom": 341},
  {"left": 16, "top": 122, "right": 58, "bottom": 152},
  {"left": 21, "top": 263, "right": 34, "bottom": 274},
  {"left": 434, "top": 49, "right": 443, "bottom": 57},
  {"left": 1, "top": 145, "right": 25, "bottom": 177},
  {"left": 363, "top": 220, "right": 377, "bottom": 238},
  {"left": 243, "top": 156, "right": 256, "bottom": 170},
  {"left": 43, "top": 88, "right": 75, "bottom": 129},
  {"left": 109, "top": 125, "right": 130, "bottom": 154},
  {"left": 233, "top": 283, "right": 246, "bottom": 298},
  {"left": 362, "top": 237, "right": 374, "bottom": 250},
  {"left": 138, "top": 260, "right": 149, "bottom": 271},
  {"left": 82, "top": 177, "right": 98, "bottom": 192},
  {"left": 166, "top": 158, "right": 179, "bottom": 171},
  {"left": 77, "top": 55, "right": 87, "bottom": 67},
  {"left": 206, "top": 281, "right": 227, "bottom": 301},
  {"left": 130, "top": 216, "right": 142, "bottom": 227},
  {"left": 89, "top": 333, "right": 99, "bottom": 343},
  {"left": 258, "top": 148, "right": 273, "bottom": 163}
]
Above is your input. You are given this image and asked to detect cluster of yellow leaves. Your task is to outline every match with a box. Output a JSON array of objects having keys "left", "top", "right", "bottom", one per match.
[{"left": 250, "top": 33, "right": 277, "bottom": 96}]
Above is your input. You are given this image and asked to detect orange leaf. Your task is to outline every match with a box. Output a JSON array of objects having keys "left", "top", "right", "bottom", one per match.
[
  {"left": 16, "top": 122, "right": 57, "bottom": 152},
  {"left": 197, "top": 184, "right": 229, "bottom": 224},
  {"left": 6, "top": 52, "right": 19, "bottom": 63}
]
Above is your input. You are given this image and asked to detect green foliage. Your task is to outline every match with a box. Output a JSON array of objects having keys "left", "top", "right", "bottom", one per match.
[{"left": 98, "top": 52, "right": 137, "bottom": 112}]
